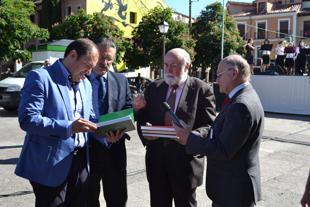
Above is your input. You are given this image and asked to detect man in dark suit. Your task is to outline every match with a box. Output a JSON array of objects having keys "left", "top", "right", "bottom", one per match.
[
  {"left": 174, "top": 54, "right": 264, "bottom": 207},
  {"left": 15, "top": 38, "right": 99, "bottom": 207},
  {"left": 87, "top": 38, "right": 132, "bottom": 207},
  {"left": 133, "top": 48, "right": 216, "bottom": 207}
]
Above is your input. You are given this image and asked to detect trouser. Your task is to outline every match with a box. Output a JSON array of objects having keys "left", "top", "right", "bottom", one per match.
[
  {"left": 31, "top": 147, "right": 88, "bottom": 207},
  {"left": 87, "top": 138, "right": 127, "bottom": 207}
]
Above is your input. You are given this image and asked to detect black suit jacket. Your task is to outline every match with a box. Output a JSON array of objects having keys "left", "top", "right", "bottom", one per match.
[
  {"left": 137, "top": 77, "right": 216, "bottom": 188},
  {"left": 186, "top": 84, "right": 264, "bottom": 206}
]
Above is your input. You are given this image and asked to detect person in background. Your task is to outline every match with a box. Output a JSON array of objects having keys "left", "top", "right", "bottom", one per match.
[
  {"left": 43, "top": 59, "right": 51, "bottom": 68},
  {"left": 87, "top": 37, "right": 132, "bottom": 207},
  {"left": 284, "top": 42, "right": 296, "bottom": 75},
  {"left": 133, "top": 48, "right": 216, "bottom": 207},
  {"left": 261, "top": 39, "right": 272, "bottom": 72},
  {"left": 295, "top": 40, "right": 307, "bottom": 76},
  {"left": 245, "top": 38, "right": 255, "bottom": 74},
  {"left": 15, "top": 38, "right": 99, "bottom": 207},
  {"left": 275, "top": 40, "right": 287, "bottom": 74},
  {"left": 301, "top": 169, "right": 310, "bottom": 207},
  {"left": 174, "top": 54, "right": 264, "bottom": 207}
]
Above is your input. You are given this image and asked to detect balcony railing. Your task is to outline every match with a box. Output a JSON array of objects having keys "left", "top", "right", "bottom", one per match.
[
  {"left": 300, "top": 30, "right": 310, "bottom": 38},
  {"left": 276, "top": 30, "right": 292, "bottom": 38}
]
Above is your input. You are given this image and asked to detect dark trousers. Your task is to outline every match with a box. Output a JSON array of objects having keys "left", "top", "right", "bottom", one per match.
[
  {"left": 88, "top": 138, "right": 127, "bottom": 207},
  {"left": 30, "top": 147, "right": 89, "bottom": 207},
  {"left": 212, "top": 202, "right": 255, "bottom": 207},
  {"left": 146, "top": 140, "right": 197, "bottom": 207}
]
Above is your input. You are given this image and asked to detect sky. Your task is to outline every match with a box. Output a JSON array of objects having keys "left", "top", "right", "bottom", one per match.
[{"left": 164, "top": 0, "right": 252, "bottom": 18}]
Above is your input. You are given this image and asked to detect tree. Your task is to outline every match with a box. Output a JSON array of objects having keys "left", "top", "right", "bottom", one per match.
[
  {"left": 0, "top": 0, "right": 49, "bottom": 61},
  {"left": 50, "top": 10, "right": 127, "bottom": 64},
  {"left": 124, "top": 6, "right": 195, "bottom": 73},
  {"left": 191, "top": 2, "right": 244, "bottom": 81}
]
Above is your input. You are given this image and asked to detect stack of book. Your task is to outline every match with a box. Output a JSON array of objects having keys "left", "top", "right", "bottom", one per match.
[
  {"left": 141, "top": 125, "right": 177, "bottom": 139},
  {"left": 95, "top": 108, "right": 135, "bottom": 136}
]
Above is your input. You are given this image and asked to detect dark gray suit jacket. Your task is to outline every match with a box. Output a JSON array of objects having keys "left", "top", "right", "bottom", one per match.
[
  {"left": 186, "top": 84, "right": 264, "bottom": 206},
  {"left": 136, "top": 77, "right": 216, "bottom": 188}
]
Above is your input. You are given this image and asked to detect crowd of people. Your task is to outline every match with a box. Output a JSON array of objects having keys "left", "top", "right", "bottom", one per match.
[
  {"left": 245, "top": 38, "right": 310, "bottom": 76},
  {"left": 13, "top": 37, "right": 309, "bottom": 207}
]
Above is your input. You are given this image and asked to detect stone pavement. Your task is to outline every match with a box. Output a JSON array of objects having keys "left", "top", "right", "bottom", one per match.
[{"left": 0, "top": 110, "right": 309, "bottom": 207}]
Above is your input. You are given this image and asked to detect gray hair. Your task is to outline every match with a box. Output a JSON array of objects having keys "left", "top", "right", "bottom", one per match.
[
  {"left": 221, "top": 54, "right": 251, "bottom": 80},
  {"left": 95, "top": 37, "right": 117, "bottom": 53},
  {"left": 166, "top": 48, "right": 191, "bottom": 69}
]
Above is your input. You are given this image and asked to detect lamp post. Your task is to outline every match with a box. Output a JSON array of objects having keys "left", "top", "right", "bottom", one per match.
[{"left": 158, "top": 21, "right": 169, "bottom": 78}]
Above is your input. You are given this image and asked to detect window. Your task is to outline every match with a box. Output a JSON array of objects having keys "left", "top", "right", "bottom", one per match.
[
  {"left": 237, "top": 23, "right": 246, "bottom": 39},
  {"left": 257, "top": 21, "right": 266, "bottom": 39},
  {"left": 258, "top": 2, "right": 266, "bottom": 14},
  {"left": 304, "top": 21, "right": 310, "bottom": 37},
  {"left": 130, "top": 12, "right": 137, "bottom": 24},
  {"left": 278, "top": 20, "right": 289, "bottom": 38},
  {"left": 66, "top": 6, "right": 71, "bottom": 16}
]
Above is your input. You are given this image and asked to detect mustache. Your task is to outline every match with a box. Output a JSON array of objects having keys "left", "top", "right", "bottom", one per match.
[{"left": 97, "top": 63, "right": 108, "bottom": 68}]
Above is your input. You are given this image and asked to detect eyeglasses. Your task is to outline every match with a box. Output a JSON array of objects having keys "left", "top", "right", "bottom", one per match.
[{"left": 216, "top": 68, "right": 234, "bottom": 79}]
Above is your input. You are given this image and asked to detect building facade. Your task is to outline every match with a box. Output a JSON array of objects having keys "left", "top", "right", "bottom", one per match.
[{"left": 227, "top": 0, "right": 310, "bottom": 63}]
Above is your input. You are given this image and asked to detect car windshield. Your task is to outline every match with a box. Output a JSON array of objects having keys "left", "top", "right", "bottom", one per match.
[{"left": 13, "top": 62, "right": 43, "bottom": 78}]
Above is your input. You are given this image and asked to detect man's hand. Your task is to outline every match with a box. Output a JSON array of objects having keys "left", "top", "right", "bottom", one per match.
[
  {"left": 105, "top": 129, "right": 125, "bottom": 144},
  {"left": 173, "top": 120, "right": 191, "bottom": 145},
  {"left": 72, "top": 118, "right": 97, "bottom": 133},
  {"left": 133, "top": 93, "right": 146, "bottom": 111}
]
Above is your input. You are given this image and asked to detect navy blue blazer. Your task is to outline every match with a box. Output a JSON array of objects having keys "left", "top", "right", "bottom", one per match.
[{"left": 15, "top": 60, "right": 94, "bottom": 187}]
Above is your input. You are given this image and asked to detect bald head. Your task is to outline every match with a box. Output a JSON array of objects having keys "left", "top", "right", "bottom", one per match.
[
  {"left": 166, "top": 48, "right": 191, "bottom": 69},
  {"left": 220, "top": 54, "right": 251, "bottom": 82},
  {"left": 164, "top": 48, "right": 190, "bottom": 86}
]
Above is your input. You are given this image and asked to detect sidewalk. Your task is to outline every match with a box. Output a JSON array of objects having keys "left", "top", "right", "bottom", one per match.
[{"left": 0, "top": 111, "right": 309, "bottom": 206}]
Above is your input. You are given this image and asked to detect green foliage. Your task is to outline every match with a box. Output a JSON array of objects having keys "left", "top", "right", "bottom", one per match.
[
  {"left": 50, "top": 10, "right": 127, "bottom": 64},
  {"left": 191, "top": 2, "right": 244, "bottom": 81},
  {"left": 0, "top": 0, "right": 49, "bottom": 61},
  {"left": 124, "top": 6, "right": 195, "bottom": 70}
]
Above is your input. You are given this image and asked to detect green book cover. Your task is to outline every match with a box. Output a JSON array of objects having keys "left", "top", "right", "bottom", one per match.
[
  {"left": 99, "top": 108, "right": 134, "bottom": 122},
  {"left": 95, "top": 108, "right": 135, "bottom": 136}
]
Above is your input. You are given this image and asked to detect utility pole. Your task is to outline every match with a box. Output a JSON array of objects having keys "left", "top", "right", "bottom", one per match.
[
  {"left": 189, "top": 0, "right": 192, "bottom": 34},
  {"left": 221, "top": 0, "right": 225, "bottom": 60}
]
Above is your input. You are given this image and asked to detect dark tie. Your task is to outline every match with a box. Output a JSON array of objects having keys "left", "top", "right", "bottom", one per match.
[
  {"left": 164, "top": 85, "right": 178, "bottom": 126},
  {"left": 97, "top": 76, "right": 108, "bottom": 115},
  {"left": 221, "top": 96, "right": 231, "bottom": 111}
]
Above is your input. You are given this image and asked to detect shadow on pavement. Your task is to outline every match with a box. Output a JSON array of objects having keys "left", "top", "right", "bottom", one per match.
[
  {"left": 0, "top": 158, "right": 19, "bottom": 165},
  {"left": 265, "top": 112, "right": 310, "bottom": 122},
  {"left": 0, "top": 191, "right": 33, "bottom": 198},
  {"left": 0, "top": 145, "right": 22, "bottom": 150},
  {"left": 0, "top": 108, "right": 18, "bottom": 117}
]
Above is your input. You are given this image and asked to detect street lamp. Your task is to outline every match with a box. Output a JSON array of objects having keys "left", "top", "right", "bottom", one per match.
[{"left": 158, "top": 21, "right": 169, "bottom": 78}]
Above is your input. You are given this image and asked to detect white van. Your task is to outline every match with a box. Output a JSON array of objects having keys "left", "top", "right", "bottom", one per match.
[{"left": 0, "top": 61, "right": 45, "bottom": 111}]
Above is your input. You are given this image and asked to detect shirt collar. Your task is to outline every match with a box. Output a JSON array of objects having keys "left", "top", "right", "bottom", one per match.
[
  {"left": 228, "top": 81, "right": 249, "bottom": 99},
  {"left": 57, "top": 59, "right": 72, "bottom": 87}
]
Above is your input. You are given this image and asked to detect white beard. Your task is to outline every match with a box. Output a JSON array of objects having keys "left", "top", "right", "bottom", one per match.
[{"left": 164, "top": 73, "right": 181, "bottom": 86}]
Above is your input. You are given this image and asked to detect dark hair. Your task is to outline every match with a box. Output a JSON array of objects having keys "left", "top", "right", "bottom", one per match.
[
  {"left": 64, "top": 38, "right": 97, "bottom": 59},
  {"left": 95, "top": 37, "right": 117, "bottom": 52},
  {"left": 247, "top": 38, "right": 252, "bottom": 43},
  {"left": 278, "top": 41, "right": 283, "bottom": 44},
  {"left": 264, "top": 39, "right": 270, "bottom": 44}
]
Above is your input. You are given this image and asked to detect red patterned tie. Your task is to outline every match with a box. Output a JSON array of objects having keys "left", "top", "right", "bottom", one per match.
[
  {"left": 221, "top": 96, "right": 231, "bottom": 111},
  {"left": 164, "top": 85, "right": 178, "bottom": 126}
]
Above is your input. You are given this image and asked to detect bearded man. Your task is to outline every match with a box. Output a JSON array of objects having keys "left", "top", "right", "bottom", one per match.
[{"left": 133, "top": 48, "right": 216, "bottom": 207}]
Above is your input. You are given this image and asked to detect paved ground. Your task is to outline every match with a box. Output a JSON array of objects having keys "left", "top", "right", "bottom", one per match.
[{"left": 0, "top": 108, "right": 309, "bottom": 207}]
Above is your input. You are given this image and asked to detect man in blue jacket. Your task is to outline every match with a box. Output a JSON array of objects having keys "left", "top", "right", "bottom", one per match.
[
  {"left": 15, "top": 38, "right": 99, "bottom": 207},
  {"left": 87, "top": 38, "right": 132, "bottom": 207}
]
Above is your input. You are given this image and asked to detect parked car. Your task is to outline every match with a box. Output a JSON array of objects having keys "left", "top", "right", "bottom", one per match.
[{"left": 0, "top": 61, "right": 44, "bottom": 111}]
